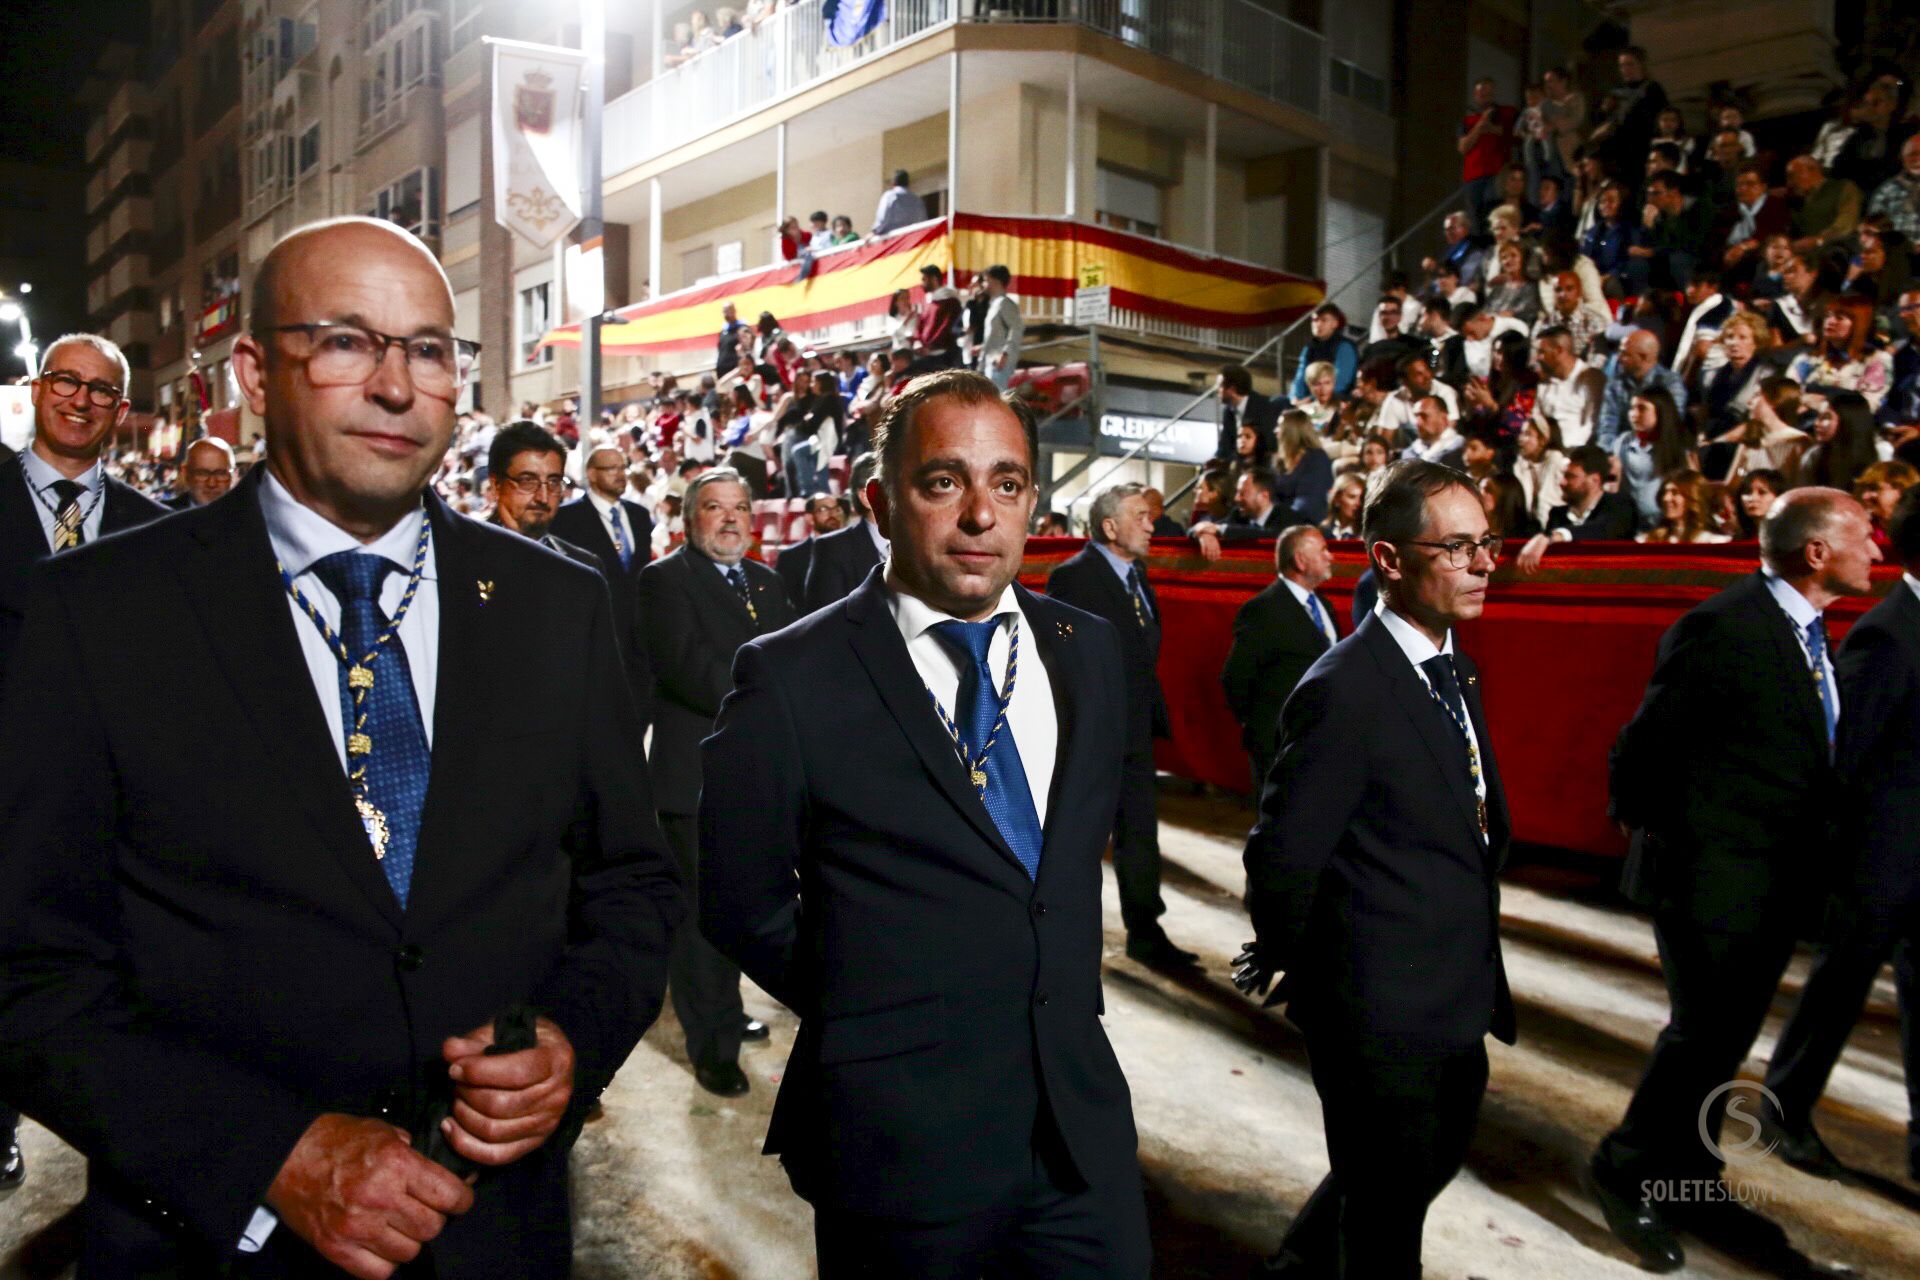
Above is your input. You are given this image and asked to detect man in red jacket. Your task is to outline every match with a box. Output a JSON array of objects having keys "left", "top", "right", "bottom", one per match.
[
  {"left": 912, "top": 264, "right": 963, "bottom": 372},
  {"left": 1459, "top": 77, "right": 1517, "bottom": 230}
]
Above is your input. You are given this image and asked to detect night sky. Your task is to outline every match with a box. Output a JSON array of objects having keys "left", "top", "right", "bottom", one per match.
[{"left": 1, "top": 0, "right": 148, "bottom": 167}]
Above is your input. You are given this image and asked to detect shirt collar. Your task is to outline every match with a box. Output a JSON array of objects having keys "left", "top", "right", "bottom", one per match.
[
  {"left": 1280, "top": 576, "right": 1319, "bottom": 610},
  {"left": 1906, "top": 572, "right": 1920, "bottom": 605},
  {"left": 888, "top": 579, "right": 1021, "bottom": 649},
  {"left": 22, "top": 447, "right": 103, "bottom": 497},
  {"left": 586, "top": 489, "right": 620, "bottom": 518},
  {"left": 1373, "top": 597, "right": 1454, "bottom": 664},
  {"left": 864, "top": 517, "right": 889, "bottom": 557},
  {"left": 260, "top": 468, "right": 429, "bottom": 580},
  {"left": 1091, "top": 539, "right": 1137, "bottom": 583},
  {"left": 1760, "top": 564, "right": 1823, "bottom": 626}
]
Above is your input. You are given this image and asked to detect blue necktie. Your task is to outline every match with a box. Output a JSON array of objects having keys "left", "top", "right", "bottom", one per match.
[
  {"left": 1304, "top": 591, "right": 1331, "bottom": 642},
  {"left": 309, "top": 551, "right": 431, "bottom": 908},
  {"left": 1126, "top": 563, "right": 1153, "bottom": 627},
  {"left": 931, "top": 618, "right": 1045, "bottom": 880},
  {"left": 607, "top": 505, "right": 632, "bottom": 571},
  {"left": 1804, "top": 618, "right": 1837, "bottom": 749}
]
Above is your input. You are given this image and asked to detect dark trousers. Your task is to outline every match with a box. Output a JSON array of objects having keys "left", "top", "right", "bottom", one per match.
[
  {"left": 1, "top": 1106, "right": 14, "bottom": 1149},
  {"left": 1112, "top": 744, "right": 1166, "bottom": 938},
  {"left": 1278, "top": 1038, "right": 1489, "bottom": 1279},
  {"left": 1765, "top": 897, "right": 1920, "bottom": 1128},
  {"left": 812, "top": 1124, "right": 1150, "bottom": 1280},
  {"left": 1598, "top": 909, "right": 1799, "bottom": 1189},
  {"left": 661, "top": 813, "right": 744, "bottom": 1069}
]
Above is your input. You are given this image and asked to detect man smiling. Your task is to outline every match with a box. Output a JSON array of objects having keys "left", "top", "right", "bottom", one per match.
[{"left": 700, "top": 369, "right": 1150, "bottom": 1276}]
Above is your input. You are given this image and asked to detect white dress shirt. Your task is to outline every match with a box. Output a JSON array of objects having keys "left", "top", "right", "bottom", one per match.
[
  {"left": 888, "top": 580, "right": 1057, "bottom": 826},
  {"left": 1282, "top": 575, "right": 1337, "bottom": 644},
  {"left": 1403, "top": 427, "right": 1465, "bottom": 463},
  {"left": 1536, "top": 364, "right": 1605, "bottom": 448},
  {"left": 1374, "top": 600, "right": 1486, "bottom": 809},
  {"left": 1761, "top": 565, "right": 1840, "bottom": 724},
  {"left": 20, "top": 448, "right": 109, "bottom": 549},
  {"left": 1092, "top": 540, "right": 1151, "bottom": 619},
  {"left": 1672, "top": 293, "right": 1728, "bottom": 377},
  {"left": 586, "top": 489, "right": 638, "bottom": 562}
]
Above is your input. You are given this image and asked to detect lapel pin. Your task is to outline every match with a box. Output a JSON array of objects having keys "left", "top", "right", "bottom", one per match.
[
  {"left": 477, "top": 579, "right": 495, "bottom": 605},
  {"left": 1465, "top": 673, "right": 1477, "bottom": 686},
  {"left": 1057, "top": 621, "right": 1073, "bottom": 637}
]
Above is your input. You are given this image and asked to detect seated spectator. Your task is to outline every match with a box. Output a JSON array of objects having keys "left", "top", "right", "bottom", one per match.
[
  {"left": 1831, "top": 79, "right": 1918, "bottom": 195},
  {"left": 1225, "top": 466, "right": 1297, "bottom": 537},
  {"left": 1722, "top": 375, "right": 1811, "bottom": 483},
  {"left": 1232, "top": 419, "right": 1273, "bottom": 472},
  {"left": 1795, "top": 389, "right": 1883, "bottom": 491},
  {"left": 1582, "top": 181, "right": 1640, "bottom": 292},
  {"left": 1293, "top": 359, "right": 1341, "bottom": 433},
  {"left": 1289, "top": 304, "right": 1359, "bottom": 400},
  {"left": 1765, "top": 246, "right": 1835, "bottom": 349},
  {"left": 1533, "top": 173, "right": 1575, "bottom": 241},
  {"left": 777, "top": 215, "right": 807, "bottom": 262},
  {"left": 884, "top": 346, "right": 915, "bottom": 394},
  {"left": 1273, "top": 411, "right": 1335, "bottom": 523},
  {"left": 1515, "top": 443, "right": 1641, "bottom": 571},
  {"left": 1514, "top": 416, "right": 1569, "bottom": 526},
  {"left": 1421, "top": 211, "right": 1486, "bottom": 292},
  {"left": 1788, "top": 295, "right": 1895, "bottom": 409},
  {"left": 1650, "top": 106, "right": 1693, "bottom": 165},
  {"left": 1696, "top": 312, "right": 1772, "bottom": 446},
  {"left": 1464, "top": 328, "right": 1540, "bottom": 443},
  {"left": 1699, "top": 128, "right": 1747, "bottom": 206},
  {"left": 1495, "top": 163, "right": 1537, "bottom": 229},
  {"left": 806, "top": 210, "right": 834, "bottom": 253},
  {"left": 1359, "top": 294, "right": 1420, "bottom": 368},
  {"left": 1348, "top": 359, "right": 1403, "bottom": 444},
  {"left": 1840, "top": 223, "right": 1909, "bottom": 304},
  {"left": 1457, "top": 419, "right": 1508, "bottom": 485},
  {"left": 1534, "top": 324, "right": 1605, "bottom": 447},
  {"left": 1728, "top": 467, "right": 1787, "bottom": 538},
  {"left": 1787, "top": 155, "right": 1863, "bottom": 254},
  {"left": 1882, "top": 286, "right": 1920, "bottom": 431},
  {"left": 1481, "top": 471, "right": 1541, "bottom": 539},
  {"left": 1480, "top": 204, "right": 1539, "bottom": 289},
  {"left": 1484, "top": 241, "right": 1541, "bottom": 324},
  {"left": 1355, "top": 432, "right": 1394, "bottom": 483},
  {"left": 1616, "top": 386, "right": 1699, "bottom": 528},
  {"left": 1321, "top": 473, "right": 1365, "bottom": 539},
  {"left": 1391, "top": 352, "right": 1460, "bottom": 428},
  {"left": 829, "top": 215, "right": 858, "bottom": 246},
  {"left": 1854, "top": 459, "right": 1920, "bottom": 546},
  {"left": 1368, "top": 276, "right": 1425, "bottom": 343},
  {"left": 1533, "top": 270, "right": 1612, "bottom": 361},
  {"left": 871, "top": 169, "right": 927, "bottom": 238},
  {"left": 1572, "top": 151, "right": 1611, "bottom": 239},
  {"left": 1403, "top": 395, "right": 1466, "bottom": 466},
  {"left": 1718, "top": 163, "right": 1793, "bottom": 287},
  {"left": 1599, "top": 329, "right": 1690, "bottom": 446},
  {"left": 1638, "top": 469, "right": 1731, "bottom": 543},
  {"left": 1455, "top": 302, "right": 1527, "bottom": 382},
  {"left": 716, "top": 351, "right": 767, "bottom": 406},
  {"left": 1628, "top": 169, "right": 1715, "bottom": 292},
  {"left": 1037, "top": 512, "right": 1072, "bottom": 536},
  {"left": 1749, "top": 232, "right": 1796, "bottom": 302},
  {"left": 1188, "top": 466, "right": 1236, "bottom": 531},
  {"left": 1671, "top": 271, "right": 1735, "bottom": 395},
  {"left": 1867, "top": 134, "right": 1920, "bottom": 243}
]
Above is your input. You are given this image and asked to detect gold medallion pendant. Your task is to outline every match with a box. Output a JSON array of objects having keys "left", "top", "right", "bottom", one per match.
[
  {"left": 971, "top": 768, "right": 989, "bottom": 791},
  {"left": 356, "top": 796, "right": 391, "bottom": 860},
  {"left": 347, "top": 665, "right": 375, "bottom": 690}
]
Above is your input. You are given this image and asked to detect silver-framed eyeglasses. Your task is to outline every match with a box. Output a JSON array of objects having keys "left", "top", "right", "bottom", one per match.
[
  {"left": 1402, "top": 535, "right": 1504, "bottom": 569},
  {"left": 267, "top": 322, "right": 479, "bottom": 396},
  {"left": 501, "top": 473, "right": 572, "bottom": 497}
]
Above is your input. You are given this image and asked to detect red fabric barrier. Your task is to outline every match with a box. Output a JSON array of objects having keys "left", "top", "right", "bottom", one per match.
[{"left": 1021, "top": 538, "right": 1904, "bottom": 858}]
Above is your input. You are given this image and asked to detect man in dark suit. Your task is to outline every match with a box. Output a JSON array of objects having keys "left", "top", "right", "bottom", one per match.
[
  {"left": 1217, "top": 363, "right": 1280, "bottom": 462},
  {"left": 1046, "top": 482, "right": 1196, "bottom": 969},
  {"left": 1222, "top": 523, "right": 1339, "bottom": 795},
  {"left": 774, "top": 492, "right": 844, "bottom": 606},
  {"left": 1591, "top": 488, "right": 1881, "bottom": 1272},
  {"left": 1761, "top": 486, "right": 1920, "bottom": 1178},
  {"left": 700, "top": 370, "right": 1149, "bottom": 1277},
  {"left": 1190, "top": 469, "right": 1301, "bottom": 550},
  {"left": 0, "top": 217, "right": 681, "bottom": 1276},
  {"left": 168, "top": 436, "right": 239, "bottom": 510},
  {"left": 486, "top": 421, "right": 598, "bottom": 565},
  {"left": 0, "top": 331, "right": 169, "bottom": 1191},
  {"left": 1513, "top": 444, "right": 1639, "bottom": 574},
  {"left": 549, "top": 441, "right": 655, "bottom": 725},
  {"left": 638, "top": 468, "right": 798, "bottom": 1098},
  {"left": 801, "top": 449, "right": 885, "bottom": 612},
  {"left": 1143, "top": 486, "right": 1183, "bottom": 538},
  {"left": 1238, "top": 460, "right": 1514, "bottom": 1278}
]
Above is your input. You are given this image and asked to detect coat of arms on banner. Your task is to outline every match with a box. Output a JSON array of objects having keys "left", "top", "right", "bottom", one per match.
[{"left": 515, "top": 69, "right": 556, "bottom": 135}]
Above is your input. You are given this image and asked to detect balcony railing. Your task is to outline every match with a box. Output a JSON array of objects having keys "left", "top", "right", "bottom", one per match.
[{"left": 605, "top": 0, "right": 1328, "bottom": 178}]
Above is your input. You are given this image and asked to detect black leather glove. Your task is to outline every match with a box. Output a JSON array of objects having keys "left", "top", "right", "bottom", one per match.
[
  {"left": 1230, "top": 941, "right": 1294, "bottom": 1008},
  {"left": 413, "top": 1004, "right": 538, "bottom": 1179}
]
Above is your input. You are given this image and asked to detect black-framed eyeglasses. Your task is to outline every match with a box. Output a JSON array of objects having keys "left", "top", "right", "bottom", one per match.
[
  {"left": 266, "top": 322, "right": 479, "bottom": 395},
  {"left": 501, "top": 472, "right": 571, "bottom": 497},
  {"left": 39, "top": 370, "right": 124, "bottom": 408},
  {"left": 1401, "top": 535, "right": 1504, "bottom": 569}
]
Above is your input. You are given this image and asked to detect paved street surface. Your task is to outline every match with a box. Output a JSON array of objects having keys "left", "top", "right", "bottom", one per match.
[{"left": 6, "top": 788, "right": 1919, "bottom": 1278}]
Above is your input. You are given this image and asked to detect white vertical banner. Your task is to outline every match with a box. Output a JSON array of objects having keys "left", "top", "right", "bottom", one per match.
[{"left": 490, "top": 39, "right": 587, "bottom": 249}]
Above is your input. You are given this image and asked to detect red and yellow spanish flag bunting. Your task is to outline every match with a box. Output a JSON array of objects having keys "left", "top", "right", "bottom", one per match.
[{"left": 541, "top": 214, "right": 1323, "bottom": 358}]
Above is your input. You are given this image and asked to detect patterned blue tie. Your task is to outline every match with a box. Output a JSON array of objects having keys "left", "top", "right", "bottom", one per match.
[
  {"left": 1804, "top": 618, "right": 1838, "bottom": 750},
  {"left": 1304, "top": 591, "right": 1331, "bottom": 642},
  {"left": 931, "top": 618, "right": 1045, "bottom": 880},
  {"left": 607, "top": 505, "right": 632, "bottom": 571},
  {"left": 309, "top": 551, "right": 431, "bottom": 909}
]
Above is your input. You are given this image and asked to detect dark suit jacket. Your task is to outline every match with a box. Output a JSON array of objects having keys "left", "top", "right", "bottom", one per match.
[
  {"left": 1044, "top": 545, "right": 1170, "bottom": 743},
  {"left": 1432, "top": 334, "right": 1471, "bottom": 391},
  {"left": 0, "top": 451, "right": 168, "bottom": 675},
  {"left": 637, "top": 545, "right": 797, "bottom": 816},
  {"left": 1216, "top": 390, "right": 1281, "bottom": 461},
  {"left": 1544, "top": 491, "right": 1638, "bottom": 542},
  {"left": 775, "top": 535, "right": 816, "bottom": 607},
  {"left": 548, "top": 495, "right": 655, "bottom": 723},
  {"left": 1611, "top": 571, "right": 1836, "bottom": 932},
  {"left": 698, "top": 575, "right": 1138, "bottom": 1221},
  {"left": 1829, "top": 582, "right": 1920, "bottom": 924},
  {"left": 1222, "top": 504, "right": 1302, "bottom": 542},
  {"left": 1243, "top": 612, "right": 1516, "bottom": 1057},
  {"left": 1221, "top": 578, "right": 1337, "bottom": 769},
  {"left": 1275, "top": 448, "right": 1334, "bottom": 523},
  {"left": 0, "top": 472, "right": 681, "bottom": 1275},
  {"left": 801, "top": 518, "right": 883, "bottom": 613}
]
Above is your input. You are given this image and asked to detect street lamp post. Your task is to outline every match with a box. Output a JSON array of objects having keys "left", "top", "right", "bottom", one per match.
[
  {"left": 0, "top": 291, "right": 36, "bottom": 379},
  {"left": 579, "top": 0, "right": 606, "bottom": 432}
]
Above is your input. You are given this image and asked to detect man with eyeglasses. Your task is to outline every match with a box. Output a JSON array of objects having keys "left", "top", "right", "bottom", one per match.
[
  {"left": 0, "top": 332, "right": 167, "bottom": 1193},
  {"left": 0, "top": 217, "right": 680, "bottom": 1276},
  {"left": 484, "top": 421, "right": 595, "bottom": 560},
  {"left": 1237, "top": 460, "right": 1515, "bottom": 1278},
  {"left": 168, "top": 436, "right": 239, "bottom": 509}
]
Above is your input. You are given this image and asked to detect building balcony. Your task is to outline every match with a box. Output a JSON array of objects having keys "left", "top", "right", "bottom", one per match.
[{"left": 604, "top": 0, "right": 1329, "bottom": 181}]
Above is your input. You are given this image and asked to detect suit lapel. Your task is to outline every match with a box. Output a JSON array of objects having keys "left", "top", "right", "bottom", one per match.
[
  {"left": 679, "top": 545, "right": 759, "bottom": 639},
  {"left": 175, "top": 470, "right": 404, "bottom": 929},
  {"left": 571, "top": 499, "right": 622, "bottom": 570},
  {"left": 101, "top": 476, "right": 158, "bottom": 534},
  {"left": 1455, "top": 649, "right": 1510, "bottom": 865},
  {"left": 1018, "top": 587, "right": 1083, "bottom": 864},
  {"left": 1745, "top": 573, "right": 1829, "bottom": 751},
  {"left": 1359, "top": 615, "right": 1487, "bottom": 850},
  {"left": 845, "top": 577, "right": 1031, "bottom": 886}
]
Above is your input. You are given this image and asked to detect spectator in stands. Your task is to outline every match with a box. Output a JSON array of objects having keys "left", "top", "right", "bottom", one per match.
[
  {"left": 1484, "top": 241, "right": 1541, "bottom": 324},
  {"left": 1729, "top": 467, "right": 1787, "bottom": 538},
  {"left": 1232, "top": 416, "right": 1274, "bottom": 472},
  {"left": 715, "top": 301, "right": 749, "bottom": 378},
  {"left": 1533, "top": 173, "right": 1575, "bottom": 241},
  {"left": 1599, "top": 329, "right": 1689, "bottom": 447},
  {"left": 910, "top": 265, "right": 963, "bottom": 371},
  {"left": 1790, "top": 296, "right": 1895, "bottom": 409},
  {"left": 1356, "top": 432, "right": 1393, "bottom": 480},
  {"left": 1768, "top": 247, "right": 1833, "bottom": 349},
  {"left": 1482, "top": 471, "right": 1540, "bottom": 539},
  {"left": 1289, "top": 304, "right": 1358, "bottom": 401},
  {"left": 1518, "top": 82, "right": 1554, "bottom": 200},
  {"left": 1457, "top": 420, "right": 1507, "bottom": 484},
  {"left": 1534, "top": 324, "right": 1606, "bottom": 449},
  {"left": 1403, "top": 395, "right": 1465, "bottom": 467},
  {"left": 1840, "top": 223, "right": 1908, "bottom": 304},
  {"left": 1218, "top": 362, "right": 1280, "bottom": 462},
  {"left": 1514, "top": 417, "right": 1568, "bottom": 526},
  {"left": 806, "top": 210, "right": 834, "bottom": 253},
  {"left": 1866, "top": 134, "right": 1920, "bottom": 243},
  {"left": 1470, "top": 329, "right": 1541, "bottom": 443},
  {"left": 1456, "top": 303, "right": 1519, "bottom": 384},
  {"left": 1321, "top": 473, "right": 1365, "bottom": 539},
  {"left": 1629, "top": 170, "right": 1714, "bottom": 292},
  {"left": 1672, "top": 269, "right": 1734, "bottom": 392},
  {"left": 1700, "top": 129, "right": 1747, "bottom": 207},
  {"left": 1495, "top": 163, "right": 1536, "bottom": 229},
  {"left": 1227, "top": 466, "right": 1294, "bottom": 538},
  {"left": 1144, "top": 487, "right": 1183, "bottom": 538},
  {"left": 1541, "top": 66, "right": 1587, "bottom": 174},
  {"left": 1787, "top": 155, "right": 1863, "bottom": 254},
  {"left": 1833, "top": 79, "right": 1918, "bottom": 194},
  {"left": 1292, "top": 359, "right": 1340, "bottom": 434},
  {"left": 1188, "top": 466, "right": 1236, "bottom": 531},
  {"left": 1854, "top": 459, "right": 1920, "bottom": 547},
  {"left": 1617, "top": 387, "right": 1697, "bottom": 528},
  {"left": 752, "top": 310, "right": 784, "bottom": 363},
  {"left": 1589, "top": 46, "right": 1668, "bottom": 178},
  {"left": 1796, "top": 390, "right": 1882, "bottom": 492},
  {"left": 1359, "top": 294, "right": 1419, "bottom": 368},
  {"left": 1424, "top": 212, "right": 1487, "bottom": 293},
  {"left": 1696, "top": 310, "right": 1773, "bottom": 447},
  {"left": 979, "top": 264, "right": 1025, "bottom": 390},
  {"left": 829, "top": 215, "right": 858, "bottom": 246},
  {"left": 1422, "top": 304, "right": 1468, "bottom": 390},
  {"left": 717, "top": 350, "right": 766, "bottom": 408},
  {"left": 870, "top": 169, "right": 927, "bottom": 238},
  {"left": 1724, "top": 376, "right": 1811, "bottom": 484},
  {"left": 777, "top": 216, "right": 806, "bottom": 262},
  {"left": 1639, "top": 469, "right": 1730, "bottom": 543},
  {"left": 1882, "top": 287, "right": 1920, "bottom": 430},
  {"left": 1582, "top": 182, "right": 1640, "bottom": 294},
  {"left": 1459, "top": 77, "right": 1518, "bottom": 226},
  {"left": 1533, "top": 271, "right": 1609, "bottom": 362},
  {"left": 886, "top": 288, "right": 917, "bottom": 350},
  {"left": 1516, "top": 444, "right": 1641, "bottom": 571},
  {"left": 1273, "top": 411, "right": 1334, "bottom": 524},
  {"left": 1393, "top": 351, "right": 1460, "bottom": 426},
  {"left": 1719, "top": 163, "right": 1793, "bottom": 289}
]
